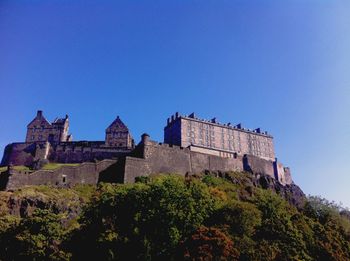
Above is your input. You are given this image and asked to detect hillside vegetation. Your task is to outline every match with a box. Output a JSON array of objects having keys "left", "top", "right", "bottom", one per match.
[{"left": 0, "top": 172, "right": 349, "bottom": 260}]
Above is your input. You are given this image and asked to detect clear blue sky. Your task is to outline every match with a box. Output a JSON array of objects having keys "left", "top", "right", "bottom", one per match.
[{"left": 0, "top": 1, "right": 349, "bottom": 206}]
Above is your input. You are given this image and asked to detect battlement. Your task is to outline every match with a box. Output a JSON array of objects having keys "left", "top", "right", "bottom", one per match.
[{"left": 166, "top": 112, "right": 272, "bottom": 137}]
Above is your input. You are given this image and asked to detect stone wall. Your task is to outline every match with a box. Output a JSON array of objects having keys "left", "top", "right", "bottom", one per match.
[
  {"left": 48, "top": 142, "right": 130, "bottom": 163},
  {"left": 1, "top": 141, "right": 132, "bottom": 166},
  {"left": 243, "top": 155, "right": 276, "bottom": 179},
  {"left": 121, "top": 139, "right": 291, "bottom": 185},
  {"left": 1, "top": 136, "right": 293, "bottom": 189},
  {"left": 3, "top": 159, "right": 117, "bottom": 190},
  {"left": 1, "top": 143, "right": 37, "bottom": 166}
]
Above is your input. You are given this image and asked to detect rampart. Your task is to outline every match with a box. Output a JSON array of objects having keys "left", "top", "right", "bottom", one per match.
[
  {"left": 0, "top": 159, "right": 117, "bottom": 190},
  {"left": 1, "top": 141, "right": 131, "bottom": 166},
  {"left": 0, "top": 135, "right": 292, "bottom": 190},
  {"left": 101, "top": 135, "right": 292, "bottom": 185}
]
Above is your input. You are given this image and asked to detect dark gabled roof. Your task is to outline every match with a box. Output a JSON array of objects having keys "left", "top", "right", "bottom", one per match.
[
  {"left": 106, "top": 116, "right": 129, "bottom": 131},
  {"left": 52, "top": 118, "right": 67, "bottom": 125},
  {"left": 27, "top": 111, "right": 51, "bottom": 127}
]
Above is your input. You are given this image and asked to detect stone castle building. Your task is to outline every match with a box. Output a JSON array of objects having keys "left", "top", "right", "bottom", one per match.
[
  {"left": 1, "top": 111, "right": 134, "bottom": 167},
  {"left": 0, "top": 111, "right": 293, "bottom": 190},
  {"left": 105, "top": 116, "right": 134, "bottom": 149},
  {"left": 25, "top": 110, "right": 72, "bottom": 143},
  {"left": 165, "top": 112, "right": 274, "bottom": 161}
]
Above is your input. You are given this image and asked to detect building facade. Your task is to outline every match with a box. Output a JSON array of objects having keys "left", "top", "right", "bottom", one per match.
[
  {"left": 25, "top": 110, "right": 72, "bottom": 143},
  {"left": 105, "top": 116, "right": 134, "bottom": 149},
  {"left": 164, "top": 112, "right": 275, "bottom": 161},
  {"left": 2, "top": 111, "right": 135, "bottom": 167}
]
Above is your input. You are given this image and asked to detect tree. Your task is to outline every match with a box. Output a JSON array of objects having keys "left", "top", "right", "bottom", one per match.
[
  {"left": 0, "top": 209, "right": 69, "bottom": 261},
  {"left": 179, "top": 226, "right": 239, "bottom": 261},
  {"left": 67, "top": 175, "right": 221, "bottom": 260}
]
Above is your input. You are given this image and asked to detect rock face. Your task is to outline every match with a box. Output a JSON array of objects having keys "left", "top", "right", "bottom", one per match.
[
  {"left": 203, "top": 170, "right": 305, "bottom": 210},
  {"left": 0, "top": 186, "right": 94, "bottom": 225},
  {"left": 6, "top": 193, "right": 82, "bottom": 219}
]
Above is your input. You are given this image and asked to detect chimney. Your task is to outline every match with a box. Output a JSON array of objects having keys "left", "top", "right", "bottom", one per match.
[
  {"left": 37, "top": 110, "right": 43, "bottom": 117},
  {"left": 255, "top": 128, "right": 261, "bottom": 133},
  {"left": 167, "top": 118, "right": 170, "bottom": 125},
  {"left": 236, "top": 123, "right": 242, "bottom": 129},
  {"left": 175, "top": 112, "right": 179, "bottom": 118},
  {"left": 211, "top": 117, "right": 217, "bottom": 123},
  {"left": 189, "top": 112, "right": 195, "bottom": 118}
]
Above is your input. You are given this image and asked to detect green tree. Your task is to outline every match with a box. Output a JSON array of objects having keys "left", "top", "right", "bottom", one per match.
[
  {"left": 0, "top": 209, "right": 68, "bottom": 261},
  {"left": 67, "top": 175, "right": 221, "bottom": 260}
]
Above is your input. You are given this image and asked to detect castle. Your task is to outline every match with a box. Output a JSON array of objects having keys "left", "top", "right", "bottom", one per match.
[
  {"left": 1, "top": 111, "right": 134, "bottom": 167},
  {"left": 0, "top": 111, "right": 292, "bottom": 190}
]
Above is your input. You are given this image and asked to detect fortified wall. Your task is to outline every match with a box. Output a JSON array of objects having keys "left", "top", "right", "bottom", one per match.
[
  {"left": 0, "top": 134, "right": 292, "bottom": 190},
  {"left": 101, "top": 134, "right": 292, "bottom": 186},
  {"left": 1, "top": 141, "right": 130, "bottom": 167},
  {"left": 0, "top": 159, "right": 118, "bottom": 190}
]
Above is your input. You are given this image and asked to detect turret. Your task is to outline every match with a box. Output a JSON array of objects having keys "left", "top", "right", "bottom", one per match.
[{"left": 141, "top": 133, "right": 150, "bottom": 144}]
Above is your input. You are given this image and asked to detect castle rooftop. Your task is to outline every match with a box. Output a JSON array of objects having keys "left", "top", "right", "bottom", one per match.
[{"left": 166, "top": 112, "right": 272, "bottom": 138}]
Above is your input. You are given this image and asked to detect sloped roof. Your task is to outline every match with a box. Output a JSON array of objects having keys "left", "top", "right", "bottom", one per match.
[
  {"left": 52, "top": 117, "right": 67, "bottom": 125},
  {"left": 106, "top": 116, "right": 129, "bottom": 131},
  {"left": 27, "top": 112, "right": 51, "bottom": 127}
]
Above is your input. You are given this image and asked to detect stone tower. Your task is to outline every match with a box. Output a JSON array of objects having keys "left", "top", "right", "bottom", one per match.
[{"left": 105, "top": 116, "right": 134, "bottom": 149}]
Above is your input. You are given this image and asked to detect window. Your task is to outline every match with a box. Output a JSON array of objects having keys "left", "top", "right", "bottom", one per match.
[
  {"left": 62, "top": 175, "right": 67, "bottom": 184},
  {"left": 31, "top": 135, "right": 35, "bottom": 140}
]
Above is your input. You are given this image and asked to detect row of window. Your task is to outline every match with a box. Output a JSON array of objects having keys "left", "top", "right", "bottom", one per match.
[
  {"left": 109, "top": 142, "right": 125, "bottom": 147},
  {"left": 31, "top": 135, "right": 44, "bottom": 140},
  {"left": 31, "top": 126, "right": 45, "bottom": 132},
  {"left": 109, "top": 132, "right": 128, "bottom": 138}
]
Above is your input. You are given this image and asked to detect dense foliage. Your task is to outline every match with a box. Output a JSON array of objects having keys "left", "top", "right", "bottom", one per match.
[{"left": 0, "top": 173, "right": 349, "bottom": 260}]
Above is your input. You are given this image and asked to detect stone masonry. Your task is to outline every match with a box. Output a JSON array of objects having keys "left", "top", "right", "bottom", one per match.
[
  {"left": 165, "top": 112, "right": 275, "bottom": 161},
  {"left": 1, "top": 111, "right": 135, "bottom": 167}
]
